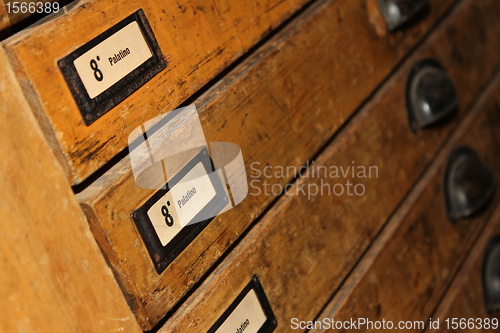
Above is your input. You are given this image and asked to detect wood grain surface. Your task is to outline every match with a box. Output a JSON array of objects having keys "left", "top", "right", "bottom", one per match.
[
  {"left": 2, "top": 0, "right": 309, "bottom": 184},
  {"left": 2, "top": 0, "right": 456, "bottom": 184},
  {"left": 0, "top": 45, "right": 141, "bottom": 333},
  {"left": 425, "top": 205, "right": 500, "bottom": 332},
  {"left": 75, "top": 0, "right": 474, "bottom": 328},
  {"left": 311, "top": 74, "right": 500, "bottom": 333},
  {"left": 165, "top": 68, "right": 500, "bottom": 333},
  {"left": 104, "top": 2, "right": 498, "bottom": 331}
]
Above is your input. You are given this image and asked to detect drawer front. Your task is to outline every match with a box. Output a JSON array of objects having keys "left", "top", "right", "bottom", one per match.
[
  {"left": 3, "top": 0, "right": 309, "bottom": 184},
  {"left": 164, "top": 71, "right": 500, "bottom": 333},
  {"left": 3, "top": 0, "right": 455, "bottom": 185},
  {"left": 311, "top": 75, "right": 500, "bottom": 332},
  {"left": 156, "top": 2, "right": 500, "bottom": 332},
  {"left": 75, "top": 0, "right": 477, "bottom": 328},
  {"left": 426, "top": 206, "right": 500, "bottom": 333}
]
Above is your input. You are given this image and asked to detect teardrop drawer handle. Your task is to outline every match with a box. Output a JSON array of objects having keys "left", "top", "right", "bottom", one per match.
[
  {"left": 377, "top": 0, "right": 428, "bottom": 30},
  {"left": 406, "top": 59, "right": 459, "bottom": 132},
  {"left": 483, "top": 236, "right": 500, "bottom": 313},
  {"left": 444, "top": 147, "right": 495, "bottom": 221}
]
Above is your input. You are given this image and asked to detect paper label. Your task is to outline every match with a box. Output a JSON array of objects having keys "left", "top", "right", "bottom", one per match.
[
  {"left": 73, "top": 21, "right": 153, "bottom": 99},
  {"left": 147, "top": 162, "right": 216, "bottom": 246},
  {"left": 215, "top": 290, "right": 267, "bottom": 333}
]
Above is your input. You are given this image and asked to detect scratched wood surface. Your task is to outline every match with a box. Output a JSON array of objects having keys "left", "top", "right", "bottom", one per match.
[
  {"left": 2, "top": 0, "right": 308, "bottom": 184},
  {"left": 77, "top": 0, "right": 499, "bottom": 328},
  {"left": 425, "top": 205, "right": 500, "bottom": 333},
  {"left": 2, "top": 0, "right": 456, "bottom": 184},
  {"left": 0, "top": 45, "right": 141, "bottom": 333},
  {"left": 164, "top": 67, "right": 500, "bottom": 333},
  {"left": 311, "top": 75, "right": 500, "bottom": 333}
]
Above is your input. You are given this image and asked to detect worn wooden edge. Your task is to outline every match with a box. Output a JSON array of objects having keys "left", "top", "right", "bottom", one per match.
[
  {"left": 4, "top": 45, "right": 75, "bottom": 181},
  {"left": 310, "top": 71, "right": 500, "bottom": 333},
  {"left": 0, "top": 44, "right": 142, "bottom": 333},
  {"left": 80, "top": 201, "right": 152, "bottom": 325}
]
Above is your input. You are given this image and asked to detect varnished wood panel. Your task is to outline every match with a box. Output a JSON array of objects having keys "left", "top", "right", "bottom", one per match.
[
  {"left": 156, "top": 2, "right": 500, "bottom": 332},
  {"left": 75, "top": 0, "right": 478, "bottom": 328},
  {"left": 311, "top": 75, "right": 500, "bottom": 333},
  {"left": 3, "top": 0, "right": 456, "bottom": 184},
  {"left": 425, "top": 205, "right": 500, "bottom": 333},
  {"left": 0, "top": 46, "right": 141, "bottom": 333}
]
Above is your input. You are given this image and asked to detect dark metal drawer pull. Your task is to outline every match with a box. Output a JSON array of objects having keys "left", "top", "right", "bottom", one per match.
[
  {"left": 483, "top": 236, "right": 500, "bottom": 313},
  {"left": 444, "top": 147, "right": 495, "bottom": 221},
  {"left": 406, "top": 59, "right": 459, "bottom": 132},
  {"left": 377, "top": 0, "right": 428, "bottom": 30}
]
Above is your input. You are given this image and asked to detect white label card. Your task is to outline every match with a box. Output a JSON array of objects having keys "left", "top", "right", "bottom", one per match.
[
  {"left": 215, "top": 290, "right": 267, "bottom": 333},
  {"left": 147, "top": 162, "right": 216, "bottom": 246},
  {"left": 73, "top": 21, "right": 153, "bottom": 99},
  {"left": 59, "top": 9, "right": 166, "bottom": 126}
]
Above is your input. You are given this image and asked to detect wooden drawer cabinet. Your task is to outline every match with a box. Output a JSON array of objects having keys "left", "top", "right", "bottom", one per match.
[
  {"left": 311, "top": 73, "right": 500, "bottom": 332},
  {"left": 155, "top": 0, "right": 500, "bottom": 331},
  {"left": 161, "top": 70, "right": 500, "bottom": 333},
  {"left": 0, "top": 0, "right": 499, "bottom": 331},
  {"left": 74, "top": 0, "right": 463, "bottom": 329},
  {"left": 1, "top": 0, "right": 454, "bottom": 185},
  {"left": 2, "top": 0, "right": 310, "bottom": 184},
  {"left": 68, "top": 2, "right": 478, "bottom": 325}
]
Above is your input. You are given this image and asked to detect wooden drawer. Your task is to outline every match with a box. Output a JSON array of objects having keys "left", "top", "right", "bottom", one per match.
[
  {"left": 155, "top": 2, "right": 500, "bottom": 332},
  {"left": 1, "top": 0, "right": 309, "bottom": 184},
  {"left": 1, "top": 0, "right": 499, "bottom": 332},
  {"left": 164, "top": 69, "right": 500, "bottom": 333},
  {"left": 1, "top": 0, "right": 455, "bottom": 185},
  {"left": 74, "top": 0, "right": 475, "bottom": 329},
  {"left": 310, "top": 74, "right": 500, "bottom": 333},
  {"left": 425, "top": 205, "right": 500, "bottom": 333}
]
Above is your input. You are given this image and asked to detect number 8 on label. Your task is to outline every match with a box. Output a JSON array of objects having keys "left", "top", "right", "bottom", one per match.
[
  {"left": 90, "top": 56, "right": 103, "bottom": 82},
  {"left": 161, "top": 201, "right": 174, "bottom": 227}
]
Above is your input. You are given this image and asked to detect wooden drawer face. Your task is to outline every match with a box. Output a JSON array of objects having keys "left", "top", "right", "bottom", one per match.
[
  {"left": 165, "top": 71, "right": 500, "bottom": 333},
  {"left": 2, "top": 0, "right": 309, "bottom": 184},
  {"left": 426, "top": 206, "right": 500, "bottom": 333},
  {"left": 311, "top": 76, "right": 500, "bottom": 333},
  {"left": 156, "top": 1, "right": 500, "bottom": 331},
  {"left": 74, "top": 0, "right": 471, "bottom": 328},
  {"left": 2, "top": 0, "right": 455, "bottom": 185}
]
